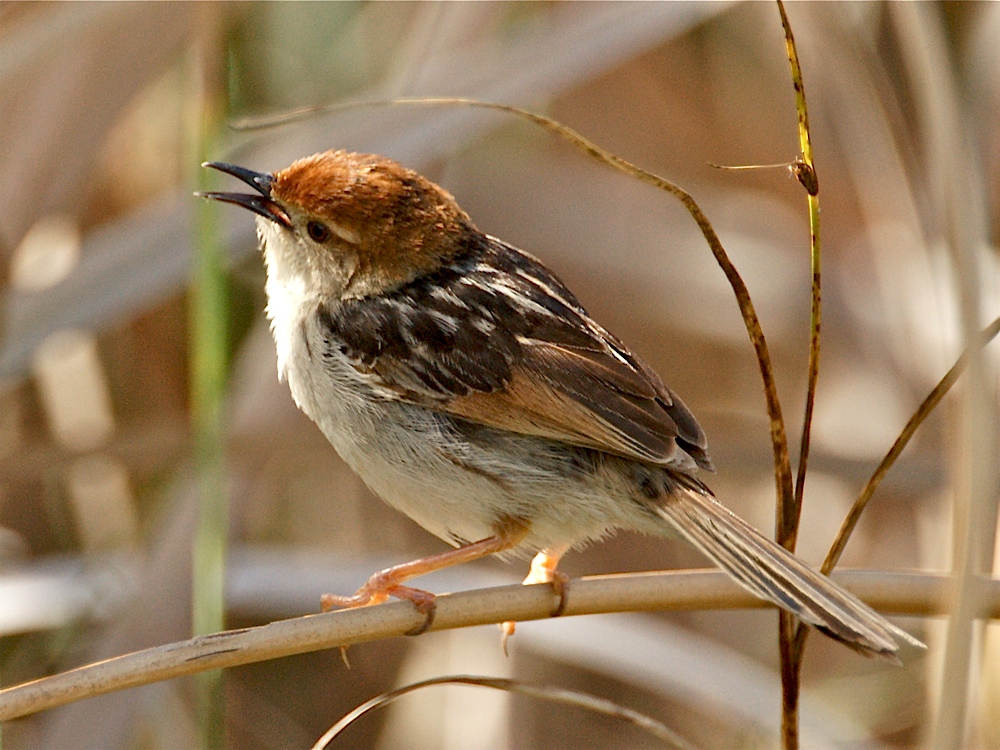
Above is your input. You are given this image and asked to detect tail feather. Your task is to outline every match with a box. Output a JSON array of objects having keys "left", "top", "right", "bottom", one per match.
[{"left": 656, "top": 488, "right": 924, "bottom": 661}]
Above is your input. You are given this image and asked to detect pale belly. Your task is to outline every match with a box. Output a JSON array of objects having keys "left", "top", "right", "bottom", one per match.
[
  {"left": 312, "top": 393, "right": 637, "bottom": 552},
  {"left": 272, "top": 297, "right": 655, "bottom": 553}
]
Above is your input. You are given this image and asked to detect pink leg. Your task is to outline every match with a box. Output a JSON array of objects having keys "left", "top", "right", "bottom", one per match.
[{"left": 322, "top": 519, "right": 530, "bottom": 635}]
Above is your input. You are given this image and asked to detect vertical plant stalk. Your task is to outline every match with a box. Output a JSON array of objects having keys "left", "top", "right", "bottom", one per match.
[
  {"left": 781, "top": 20, "right": 820, "bottom": 551},
  {"left": 775, "top": 2, "right": 819, "bottom": 748},
  {"left": 189, "top": 9, "right": 228, "bottom": 749}
]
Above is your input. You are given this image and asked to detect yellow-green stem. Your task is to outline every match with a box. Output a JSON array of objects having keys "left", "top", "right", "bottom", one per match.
[
  {"left": 189, "top": 13, "right": 228, "bottom": 747},
  {"left": 191, "top": 160, "right": 228, "bottom": 748},
  {"left": 776, "top": 3, "right": 820, "bottom": 748}
]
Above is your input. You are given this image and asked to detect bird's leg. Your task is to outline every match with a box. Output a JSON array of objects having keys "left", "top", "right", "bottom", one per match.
[
  {"left": 322, "top": 518, "right": 530, "bottom": 635},
  {"left": 501, "top": 545, "right": 570, "bottom": 653}
]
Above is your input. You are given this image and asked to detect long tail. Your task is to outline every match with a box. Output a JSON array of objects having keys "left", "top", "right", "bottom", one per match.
[{"left": 656, "top": 487, "right": 924, "bottom": 661}]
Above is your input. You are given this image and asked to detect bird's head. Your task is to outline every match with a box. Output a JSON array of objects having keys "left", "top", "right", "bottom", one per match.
[{"left": 198, "top": 150, "right": 476, "bottom": 300}]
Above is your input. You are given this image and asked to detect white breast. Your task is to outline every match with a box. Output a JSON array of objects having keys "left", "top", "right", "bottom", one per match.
[{"left": 259, "top": 220, "right": 316, "bottom": 382}]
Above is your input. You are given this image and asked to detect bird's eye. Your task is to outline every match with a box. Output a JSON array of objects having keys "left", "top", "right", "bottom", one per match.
[{"left": 306, "top": 221, "right": 331, "bottom": 243}]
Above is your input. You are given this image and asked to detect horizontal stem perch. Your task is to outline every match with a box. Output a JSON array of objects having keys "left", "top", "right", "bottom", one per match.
[{"left": 1, "top": 569, "right": 990, "bottom": 721}]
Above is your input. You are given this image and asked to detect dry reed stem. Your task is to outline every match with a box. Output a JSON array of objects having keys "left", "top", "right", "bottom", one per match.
[{"left": 2, "top": 569, "right": 995, "bottom": 723}]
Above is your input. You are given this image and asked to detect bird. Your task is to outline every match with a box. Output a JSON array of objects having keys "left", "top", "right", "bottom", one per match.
[{"left": 197, "top": 149, "right": 921, "bottom": 659}]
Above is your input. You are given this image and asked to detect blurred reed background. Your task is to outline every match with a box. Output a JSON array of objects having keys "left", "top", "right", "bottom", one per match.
[{"left": 1, "top": 3, "right": 999, "bottom": 748}]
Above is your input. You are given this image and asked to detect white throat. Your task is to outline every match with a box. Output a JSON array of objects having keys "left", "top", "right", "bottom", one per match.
[{"left": 257, "top": 218, "right": 317, "bottom": 380}]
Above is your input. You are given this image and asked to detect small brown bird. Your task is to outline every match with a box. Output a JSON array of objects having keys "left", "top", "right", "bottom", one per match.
[{"left": 199, "top": 150, "right": 920, "bottom": 659}]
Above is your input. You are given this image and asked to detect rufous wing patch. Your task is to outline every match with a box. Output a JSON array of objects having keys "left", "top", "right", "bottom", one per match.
[{"left": 446, "top": 368, "right": 679, "bottom": 465}]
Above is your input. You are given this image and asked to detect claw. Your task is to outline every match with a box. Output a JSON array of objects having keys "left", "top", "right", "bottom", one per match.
[
  {"left": 548, "top": 570, "right": 570, "bottom": 618},
  {"left": 405, "top": 607, "right": 436, "bottom": 636},
  {"left": 500, "top": 621, "right": 515, "bottom": 656},
  {"left": 498, "top": 547, "right": 571, "bottom": 652},
  {"left": 395, "top": 584, "right": 437, "bottom": 635}
]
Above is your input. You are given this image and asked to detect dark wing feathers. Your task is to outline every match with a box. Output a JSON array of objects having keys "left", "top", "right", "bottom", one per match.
[{"left": 324, "top": 235, "right": 712, "bottom": 470}]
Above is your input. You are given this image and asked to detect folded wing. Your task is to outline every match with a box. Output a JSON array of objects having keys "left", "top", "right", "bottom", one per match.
[{"left": 323, "top": 235, "right": 712, "bottom": 471}]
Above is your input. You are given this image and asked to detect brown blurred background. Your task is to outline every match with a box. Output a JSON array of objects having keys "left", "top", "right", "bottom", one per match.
[{"left": 2, "top": 2, "right": 999, "bottom": 748}]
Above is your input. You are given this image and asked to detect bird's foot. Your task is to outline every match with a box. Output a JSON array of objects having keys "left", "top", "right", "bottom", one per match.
[{"left": 321, "top": 572, "right": 437, "bottom": 636}]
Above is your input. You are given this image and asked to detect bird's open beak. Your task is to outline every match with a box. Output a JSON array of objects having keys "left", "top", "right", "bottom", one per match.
[{"left": 196, "top": 162, "right": 292, "bottom": 228}]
